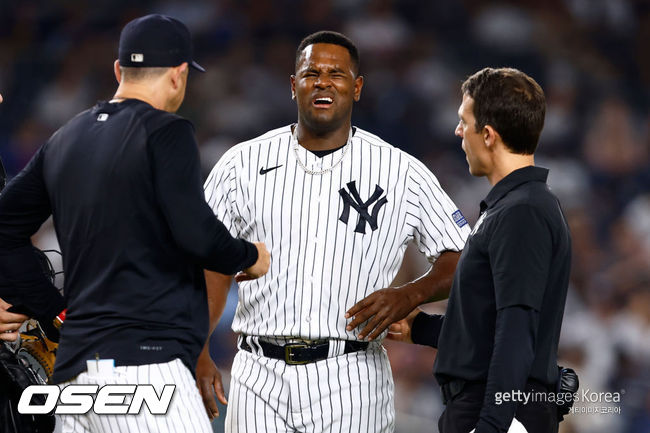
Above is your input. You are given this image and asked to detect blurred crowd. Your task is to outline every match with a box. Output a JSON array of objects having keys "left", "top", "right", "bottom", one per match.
[{"left": 1, "top": 1, "right": 648, "bottom": 432}]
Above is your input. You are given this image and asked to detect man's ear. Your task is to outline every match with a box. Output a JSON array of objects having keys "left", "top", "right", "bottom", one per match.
[
  {"left": 353, "top": 75, "right": 363, "bottom": 102},
  {"left": 170, "top": 63, "right": 189, "bottom": 89},
  {"left": 114, "top": 60, "right": 122, "bottom": 84},
  {"left": 484, "top": 125, "right": 499, "bottom": 150},
  {"left": 290, "top": 75, "right": 296, "bottom": 100}
]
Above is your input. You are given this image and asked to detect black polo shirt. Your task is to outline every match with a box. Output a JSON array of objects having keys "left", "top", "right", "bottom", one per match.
[{"left": 433, "top": 166, "right": 571, "bottom": 386}]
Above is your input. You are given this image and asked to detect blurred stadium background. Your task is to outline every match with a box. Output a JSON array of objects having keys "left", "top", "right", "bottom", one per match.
[{"left": 0, "top": 1, "right": 648, "bottom": 432}]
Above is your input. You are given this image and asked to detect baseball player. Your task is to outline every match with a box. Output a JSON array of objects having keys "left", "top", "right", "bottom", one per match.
[
  {"left": 199, "top": 31, "right": 470, "bottom": 432},
  {"left": 0, "top": 15, "right": 270, "bottom": 433}
]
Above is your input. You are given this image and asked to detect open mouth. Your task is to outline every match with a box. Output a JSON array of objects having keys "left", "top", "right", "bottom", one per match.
[{"left": 313, "top": 97, "right": 333, "bottom": 108}]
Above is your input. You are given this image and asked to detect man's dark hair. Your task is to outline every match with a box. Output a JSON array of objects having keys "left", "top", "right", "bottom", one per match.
[
  {"left": 296, "top": 31, "right": 360, "bottom": 75},
  {"left": 462, "top": 67, "right": 545, "bottom": 155}
]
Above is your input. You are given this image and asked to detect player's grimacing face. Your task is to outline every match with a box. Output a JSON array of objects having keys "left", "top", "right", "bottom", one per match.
[
  {"left": 291, "top": 43, "right": 362, "bottom": 132},
  {"left": 455, "top": 94, "right": 490, "bottom": 177}
]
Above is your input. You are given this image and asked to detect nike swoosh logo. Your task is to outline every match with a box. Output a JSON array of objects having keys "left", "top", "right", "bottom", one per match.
[{"left": 259, "top": 165, "right": 283, "bottom": 175}]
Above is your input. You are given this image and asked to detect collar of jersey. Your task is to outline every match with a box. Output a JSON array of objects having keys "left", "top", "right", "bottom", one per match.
[{"left": 290, "top": 124, "right": 353, "bottom": 174}]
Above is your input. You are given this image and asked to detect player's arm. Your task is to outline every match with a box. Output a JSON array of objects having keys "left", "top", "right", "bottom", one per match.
[
  {"left": 346, "top": 250, "right": 459, "bottom": 340},
  {"left": 197, "top": 147, "right": 269, "bottom": 417},
  {"left": 196, "top": 270, "right": 233, "bottom": 420},
  {"left": 149, "top": 120, "right": 268, "bottom": 277},
  {"left": 346, "top": 159, "right": 469, "bottom": 340},
  {"left": 0, "top": 145, "right": 66, "bottom": 337}
]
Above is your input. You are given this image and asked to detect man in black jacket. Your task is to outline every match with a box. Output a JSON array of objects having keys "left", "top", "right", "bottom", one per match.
[
  {"left": 0, "top": 15, "right": 269, "bottom": 432},
  {"left": 388, "top": 68, "right": 571, "bottom": 433}
]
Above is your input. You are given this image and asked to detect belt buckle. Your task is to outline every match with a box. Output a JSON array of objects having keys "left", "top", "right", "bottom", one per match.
[{"left": 284, "top": 343, "right": 309, "bottom": 365}]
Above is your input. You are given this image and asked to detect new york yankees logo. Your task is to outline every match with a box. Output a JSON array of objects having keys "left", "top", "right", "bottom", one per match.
[{"left": 338, "top": 181, "right": 388, "bottom": 234}]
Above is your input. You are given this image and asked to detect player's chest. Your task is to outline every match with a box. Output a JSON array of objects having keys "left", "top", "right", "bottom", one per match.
[{"left": 241, "top": 158, "right": 403, "bottom": 236}]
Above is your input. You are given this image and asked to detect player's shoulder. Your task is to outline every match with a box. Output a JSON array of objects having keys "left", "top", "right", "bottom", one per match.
[
  {"left": 136, "top": 103, "right": 191, "bottom": 135},
  {"left": 220, "top": 125, "right": 292, "bottom": 163},
  {"left": 81, "top": 100, "right": 191, "bottom": 135},
  {"left": 46, "top": 106, "right": 99, "bottom": 146},
  {"left": 353, "top": 127, "right": 418, "bottom": 160},
  {"left": 353, "top": 126, "right": 437, "bottom": 177},
  {"left": 353, "top": 127, "right": 396, "bottom": 151}
]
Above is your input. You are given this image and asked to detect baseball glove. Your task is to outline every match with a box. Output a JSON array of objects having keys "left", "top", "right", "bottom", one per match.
[
  {"left": 0, "top": 333, "right": 56, "bottom": 432},
  {"left": 17, "top": 321, "right": 58, "bottom": 383}
]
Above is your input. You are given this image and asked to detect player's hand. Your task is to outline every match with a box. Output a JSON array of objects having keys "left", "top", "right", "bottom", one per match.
[
  {"left": 0, "top": 297, "right": 29, "bottom": 342},
  {"left": 386, "top": 308, "right": 421, "bottom": 344},
  {"left": 345, "top": 287, "right": 418, "bottom": 341},
  {"left": 235, "top": 242, "right": 270, "bottom": 282},
  {"left": 195, "top": 347, "right": 228, "bottom": 420}
]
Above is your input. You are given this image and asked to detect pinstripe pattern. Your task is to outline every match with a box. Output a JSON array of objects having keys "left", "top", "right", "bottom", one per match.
[
  {"left": 58, "top": 359, "right": 211, "bottom": 433},
  {"left": 204, "top": 125, "right": 470, "bottom": 341},
  {"left": 205, "top": 125, "right": 469, "bottom": 432},
  {"left": 225, "top": 343, "right": 394, "bottom": 433}
]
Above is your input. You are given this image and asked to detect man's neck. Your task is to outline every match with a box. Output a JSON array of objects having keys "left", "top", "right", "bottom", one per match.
[
  {"left": 113, "top": 84, "right": 163, "bottom": 111},
  {"left": 487, "top": 153, "right": 535, "bottom": 186},
  {"left": 294, "top": 122, "right": 351, "bottom": 151}
]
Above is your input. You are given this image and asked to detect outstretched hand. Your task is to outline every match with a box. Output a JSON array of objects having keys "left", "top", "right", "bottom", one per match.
[
  {"left": 195, "top": 348, "right": 228, "bottom": 420},
  {"left": 345, "top": 287, "right": 418, "bottom": 341}
]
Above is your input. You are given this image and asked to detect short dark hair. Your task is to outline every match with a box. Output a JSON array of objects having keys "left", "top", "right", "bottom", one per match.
[
  {"left": 461, "top": 67, "right": 545, "bottom": 155},
  {"left": 296, "top": 31, "right": 360, "bottom": 75},
  {"left": 120, "top": 66, "right": 168, "bottom": 82}
]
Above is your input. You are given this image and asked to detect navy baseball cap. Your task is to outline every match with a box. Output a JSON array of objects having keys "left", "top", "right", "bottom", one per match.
[{"left": 118, "top": 14, "right": 205, "bottom": 72}]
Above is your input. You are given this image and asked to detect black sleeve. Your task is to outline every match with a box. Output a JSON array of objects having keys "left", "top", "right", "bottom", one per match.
[
  {"left": 0, "top": 146, "right": 66, "bottom": 337},
  {"left": 475, "top": 305, "right": 539, "bottom": 433},
  {"left": 0, "top": 145, "right": 52, "bottom": 246},
  {"left": 488, "top": 204, "right": 551, "bottom": 311},
  {"left": 410, "top": 312, "right": 444, "bottom": 348},
  {"left": 148, "top": 120, "right": 257, "bottom": 274}
]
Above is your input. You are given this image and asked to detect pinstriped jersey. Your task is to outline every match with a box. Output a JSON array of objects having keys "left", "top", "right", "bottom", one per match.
[{"left": 204, "top": 125, "right": 470, "bottom": 340}]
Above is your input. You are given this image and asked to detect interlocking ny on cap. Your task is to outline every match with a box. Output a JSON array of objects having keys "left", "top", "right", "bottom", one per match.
[{"left": 118, "top": 14, "right": 205, "bottom": 72}]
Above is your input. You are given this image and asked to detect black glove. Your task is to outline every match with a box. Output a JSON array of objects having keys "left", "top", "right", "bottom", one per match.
[
  {"left": 556, "top": 366, "right": 579, "bottom": 422},
  {"left": 0, "top": 343, "right": 55, "bottom": 433}
]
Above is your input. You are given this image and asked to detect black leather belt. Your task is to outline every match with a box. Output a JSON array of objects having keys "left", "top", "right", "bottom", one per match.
[{"left": 239, "top": 335, "right": 369, "bottom": 365}]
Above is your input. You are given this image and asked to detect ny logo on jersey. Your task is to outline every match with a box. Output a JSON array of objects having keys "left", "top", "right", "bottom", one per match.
[{"left": 338, "top": 181, "right": 388, "bottom": 234}]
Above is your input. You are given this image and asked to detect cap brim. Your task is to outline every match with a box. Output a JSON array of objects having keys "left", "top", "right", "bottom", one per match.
[{"left": 190, "top": 60, "right": 205, "bottom": 73}]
